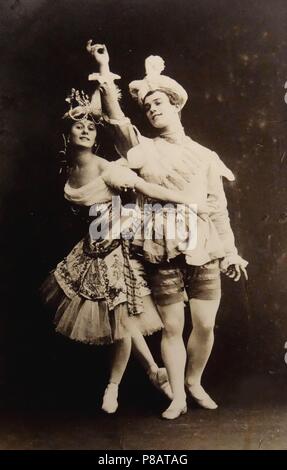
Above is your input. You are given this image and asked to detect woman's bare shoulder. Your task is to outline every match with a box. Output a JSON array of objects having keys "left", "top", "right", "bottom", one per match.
[{"left": 96, "top": 156, "right": 110, "bottom": 170}]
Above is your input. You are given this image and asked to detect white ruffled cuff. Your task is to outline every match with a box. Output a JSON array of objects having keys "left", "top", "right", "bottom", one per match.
[
  {"left": 88, "top": 72, "right": 121, "bottom": 83},
  {"left": 220, "top": 254, "right": 248, "bottom": 272}
]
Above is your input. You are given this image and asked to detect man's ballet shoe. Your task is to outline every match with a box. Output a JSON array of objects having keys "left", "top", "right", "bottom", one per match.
[
  {"left": 186, "top": 384, "right": 218, "bottom": 410},
  {"left": 148, "top": 367, "right": 173, "bottom": 400},
  {"left": 101, "top": 383, "right": 119, "bottom": 414},
  {"left": 161, "top": 401, "right": 187, "bottom": 420}
]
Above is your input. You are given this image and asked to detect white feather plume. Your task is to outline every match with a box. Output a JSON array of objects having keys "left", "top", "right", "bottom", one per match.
[{"left": 145, "top": 55, "right": 165, "bottom": 76}]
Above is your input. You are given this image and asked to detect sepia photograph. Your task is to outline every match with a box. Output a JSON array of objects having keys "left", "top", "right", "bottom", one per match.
[{"left": 0, "top": 0, "right": 287, "bottom": 454}]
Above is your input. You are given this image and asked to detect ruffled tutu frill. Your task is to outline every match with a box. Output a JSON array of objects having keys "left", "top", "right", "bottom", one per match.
[{"left": 41, "top": 271, "right": 163, "bottom": 346}]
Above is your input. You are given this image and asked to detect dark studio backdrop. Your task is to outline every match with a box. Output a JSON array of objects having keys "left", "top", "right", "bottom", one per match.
[{"left": 0, "top": 0, "right": 287, "bottom": 411}]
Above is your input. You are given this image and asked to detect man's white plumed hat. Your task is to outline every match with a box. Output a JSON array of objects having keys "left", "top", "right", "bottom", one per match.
[{"left": 129, "top": 55, "right": 188, "bottom": 109}]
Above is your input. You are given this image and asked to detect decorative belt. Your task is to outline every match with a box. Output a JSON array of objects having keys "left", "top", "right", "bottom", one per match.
[{"left": 83, "top": 235, "right": 121, "bottom": 258}]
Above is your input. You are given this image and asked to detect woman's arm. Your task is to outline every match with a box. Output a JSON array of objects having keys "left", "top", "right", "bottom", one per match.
[
  {"left": 87, "top": 42, "right": 139, "bottom": 157},
  {"left": 101, "top": 163, "right": 204, "bottom": 212},
  {"left": 134, "top": 178, "right": 206, "bottom": 215},
  {"left": 87, "top": 41, "right": 124, "bottom": 119}
]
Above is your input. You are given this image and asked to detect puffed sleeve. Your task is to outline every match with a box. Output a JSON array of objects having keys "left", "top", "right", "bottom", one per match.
[
  {"left": 126, "top": 144, "right": 146, "bottom": 170},
  {"left": 207, "top": 152, "right": 248, "bottom": 269},
  {"left": 109, "top": 121, "right": 140, "bottom": 159},
  {"left": 101, "top": 162, "right": 141, "bottom": 191}
]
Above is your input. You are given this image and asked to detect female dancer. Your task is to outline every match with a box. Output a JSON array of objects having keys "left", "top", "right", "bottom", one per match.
[{"left": 41, "top": 87, "right": 193, "bottom": 414}]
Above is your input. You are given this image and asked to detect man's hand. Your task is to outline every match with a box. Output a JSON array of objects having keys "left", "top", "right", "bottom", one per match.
[{"left": 224, "top": 263, "right": 248, "bottom": 282}]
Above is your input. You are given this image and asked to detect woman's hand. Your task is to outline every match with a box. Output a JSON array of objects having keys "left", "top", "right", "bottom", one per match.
[
  {"left": 86, "top": 41, "right": 110, "bottom": 70},
  {"left": 86, "top": 41, "right": 122, "bottom": 109}
]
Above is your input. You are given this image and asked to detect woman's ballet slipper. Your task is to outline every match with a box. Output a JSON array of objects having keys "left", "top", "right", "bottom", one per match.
[
  {"left": 186, "top": 384, "right": 218, "bottom": 410},
  {"left": 161, "top": 401, "right": 187, "bottom": 420},
  {"left": 148, "top": 367, "right": 173, "bottom": 400},
  {"left": 101, "top": 383, "right": 119, "bottom": 414}
]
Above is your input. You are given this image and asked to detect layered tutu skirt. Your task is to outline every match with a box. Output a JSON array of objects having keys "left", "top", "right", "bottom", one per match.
[{"left": 41, "top": 237, "right": 163, "bottom": 345}]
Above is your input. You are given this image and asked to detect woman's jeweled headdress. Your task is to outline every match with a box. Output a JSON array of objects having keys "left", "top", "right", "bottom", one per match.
[{"left": 63, "top": 88, "right": 102, "bottom": 123}]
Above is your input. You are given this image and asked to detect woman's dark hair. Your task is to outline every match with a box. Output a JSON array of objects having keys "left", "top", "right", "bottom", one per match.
[
  {"left": 58, "top": 116, "right": 99, "bottom": 176},
  {"left": 58, "top": 116, "right": 117, "bottom": 176},
  {"left": 61, "top": 115, "right": 99, "bottom": 141}
]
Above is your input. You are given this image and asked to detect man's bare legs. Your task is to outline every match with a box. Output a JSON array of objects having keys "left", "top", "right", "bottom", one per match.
[
  {"left": 185, "top": 298, "right": 220, "bottom": 409},
  {"left": 157, "top": 301, "right": 187, "bottom": 419}
]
